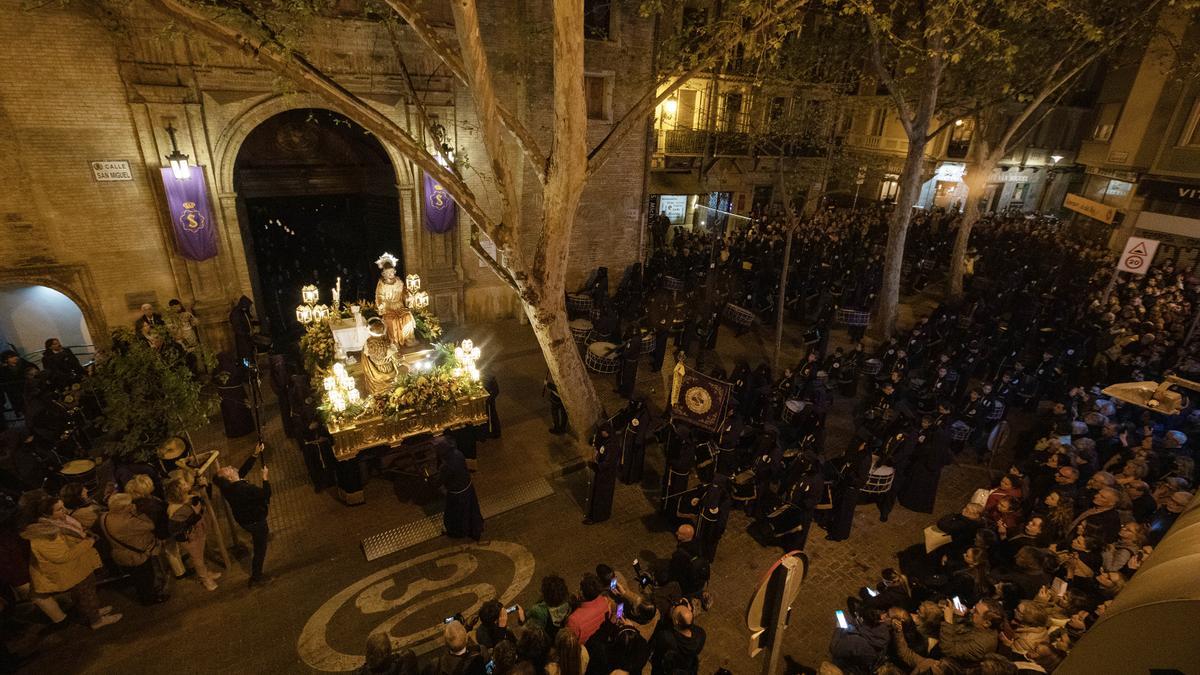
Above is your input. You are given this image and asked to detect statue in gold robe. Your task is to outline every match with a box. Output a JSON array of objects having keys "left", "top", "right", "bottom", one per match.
[
  {"left": 362, "top": 319, "right": 401, "bottom": 395},
  {"left": 375, "top": 256, "right": 416, "bottom": 347}
]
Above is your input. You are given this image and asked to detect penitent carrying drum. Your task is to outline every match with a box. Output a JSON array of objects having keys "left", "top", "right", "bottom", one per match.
[
  {"left": 723, "top": 303, "right": 755, "bottom": 329},
  {"left": 861, "top": 462, "right": 895, "bottom": 495},
  {"left": 585, "top": 342, "right": 620, "bottom": 374},
  {"left": 782, "top": 399, "right": 805, "bottom": 425},
  {"left": 569, "top": 319, "right": 593, "bottom": 344},
  {"left": 566, "top": 293, "right": 593, "bottom": 316}
]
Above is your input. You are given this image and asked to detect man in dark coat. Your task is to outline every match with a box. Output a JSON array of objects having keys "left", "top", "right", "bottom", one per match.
[
  {"left": 616, "top": 331, "right": 641, "bottom": 399},
  {"left": 483, "top": 375, "right": 501, "bottom": 438},
  {"left": 774, "top": 452, "right": 824, "bottom": 552},
  {"left": 584, "top": 423, "right": 619, "bottom": 525},
  {"left": 214, "top": 444, "right": 272, "bottom": 586},
  {"left": 695, "top": 476, "right": 731, "bottom": 563},
  {"left": 826, "top": 442, "right": 873, "bottom": 541},
  {"left": 618, "top": 400, "right": 650, "bottom": 484},
  {"left": 214, "top": 352, "right": 255, "bottom": 438},
  {"left": 545, "top": 378, "right": 567, "bottom": 435},
  {"left": 660, "top": 422, "right": 695, "bottom": 516},
  {"left": 897, "top": 418, "right": 953, "bottom": 514},
  {"left": 229, "top": 295, "right": 256, "bottom": 366},
  {"left": 437, "top": 438, "right": 483, "bottom": 540}
]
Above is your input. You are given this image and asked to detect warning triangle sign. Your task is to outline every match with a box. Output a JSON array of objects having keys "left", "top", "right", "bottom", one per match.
[{"left": 1129, "top": 242, "right": 1149, "bottom": 256}]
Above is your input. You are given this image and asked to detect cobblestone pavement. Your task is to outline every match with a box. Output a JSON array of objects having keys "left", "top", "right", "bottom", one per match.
[{"left": 11, "top": 290, "right": 1000, "bottom": 674}]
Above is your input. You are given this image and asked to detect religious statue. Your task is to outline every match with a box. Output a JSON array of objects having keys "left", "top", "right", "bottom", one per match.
[
  {"left": 361, "top": 318, "right": 403, "bottom": 395},
  {"left": 374, "top": 252, "right": 416, "bottom": 347}
]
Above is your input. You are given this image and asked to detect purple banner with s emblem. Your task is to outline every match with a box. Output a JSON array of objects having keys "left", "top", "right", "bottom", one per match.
[
  {"left": 160, "top": 167, "right": 218, "bottom": 261},
  {"left": 422, "top": 171, "right": 458, "bottom": 234}
]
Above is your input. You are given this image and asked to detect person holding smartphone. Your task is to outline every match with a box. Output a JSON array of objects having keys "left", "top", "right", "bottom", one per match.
[
  {"left": 472, "top": 600, "right": 522, "bottom": 658},
  {"left": 828, "top": 606, "right": 889, "bottom": 674},
  {"left": 938, "top": 597, "right": 1003, "bottom": 670}
]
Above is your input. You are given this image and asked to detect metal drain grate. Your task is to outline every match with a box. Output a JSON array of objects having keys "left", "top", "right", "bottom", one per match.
[{"left": 361, "top": 475, "right": 555, "bottom": 561}]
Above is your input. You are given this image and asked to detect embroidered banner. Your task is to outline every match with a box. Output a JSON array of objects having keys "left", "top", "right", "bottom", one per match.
[
  {"left": 670, "top": 366, "right": 732, "bottom": 433},
  {"left": 160, "top": 167, "right": 218, "bottom": 261},
  {"left": 423, "top": 171, "right": 458, "bottom": 234}
]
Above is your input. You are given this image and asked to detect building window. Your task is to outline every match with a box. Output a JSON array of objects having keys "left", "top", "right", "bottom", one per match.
[
  {"left": 1092, "top": 102, "right": 1122, "bottom": 142},
  {"left": 948, "top": 119, "right": 973, "bottom": 158},
  {"left": 720, "top": 93, "right": 743, "bottom": 132},
  {"left": 584, "top": 0, "right": 612, "bottom": 41},
  {"left": 768, "top": 97, "right": 788, "bottom": 124},
  {"left": 585, "top": 74, "right": 611, "bottom": 121},
  {"left": 1011, "top": 182, "right": 1030, "bottom": 204},
  {"left": 1181, "top": 99, "right": 1200, "bottom": 147},
  {"left": 870, "top": 108, "right": 887, "bottom": 136},
  {"left": 880, "top": 174, "right": 899, "bottom": 202}
]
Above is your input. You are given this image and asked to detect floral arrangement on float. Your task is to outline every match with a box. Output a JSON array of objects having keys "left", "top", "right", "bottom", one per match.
[{"left": 315, "top": 340, "right": 484, "bottom": 428}]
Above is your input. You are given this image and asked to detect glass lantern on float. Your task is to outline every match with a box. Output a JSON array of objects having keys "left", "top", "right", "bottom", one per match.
[
  {"left": 454, "top": 339, "right": 482, "bottom": 381},
  {"left": 323, "top": 362, "right": 361, "bottom": 414},
  {"left": 296, "top": 284, "right": 327, "bottom": 326}
]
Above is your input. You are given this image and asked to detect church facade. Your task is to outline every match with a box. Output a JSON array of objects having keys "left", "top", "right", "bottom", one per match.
[{"left": 0, "top": 1, "right": 652, "bottom": 352}]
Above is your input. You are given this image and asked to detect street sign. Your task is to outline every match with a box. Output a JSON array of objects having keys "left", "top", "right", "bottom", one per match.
[
  {"left": 747, "top": 551, "right": 808, "bottom": 674},
  {"left": 1117, "top": 236, "right": 1159, "bottom": 275}
]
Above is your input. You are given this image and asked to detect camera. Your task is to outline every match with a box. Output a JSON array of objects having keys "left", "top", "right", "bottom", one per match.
[{"left": 631, "top": 558, "right": 655, "bottom": 588}]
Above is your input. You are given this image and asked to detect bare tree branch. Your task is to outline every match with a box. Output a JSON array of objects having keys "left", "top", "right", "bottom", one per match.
[
  {"left": 447, "top": 0, "right": 525, "bottom": 264},
  {"left": 866, "top": 17, "right": 915, "bottom": 138},
  {"left": 469, "top": 228, "right": 520, "bottom": 292},
  {"left": 530, "top": 0, "right": 587, "bottom": 300},
  {"left": 384, "top": 0, "right": 548, "bottom": 183}
]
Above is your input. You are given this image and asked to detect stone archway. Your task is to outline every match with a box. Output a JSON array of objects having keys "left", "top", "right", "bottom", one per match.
[
  {"left": 208, "top": 94, "right": 462, "bottom": 328},
  {"left": 0, "top": 264, "right": 107, "bottom": 349}
]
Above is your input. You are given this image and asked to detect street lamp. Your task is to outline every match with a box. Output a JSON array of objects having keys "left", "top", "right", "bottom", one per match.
[
  {"left": 663, "top": 96, "right": 679, "bottom": 118},
  {"left": 164, "top": 124, "right": 191, "bottom": 180},
  {"left": 1050, "top": 154, "right": 1064, "bottom": 165}
]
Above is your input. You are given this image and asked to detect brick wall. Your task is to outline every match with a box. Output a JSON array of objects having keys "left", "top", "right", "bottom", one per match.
[{"left": 0, "top": 3, "right": 178, "bottom": 334}]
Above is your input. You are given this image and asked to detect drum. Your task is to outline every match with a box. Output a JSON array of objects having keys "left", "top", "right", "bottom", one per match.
[
  {"left": 767, "top": 504, "right": 807, "bottom": 536},
  {"left": 569, "top": 319, "right": 593, "bottom": 344},
  {"left": 640, "top": 330, "right": 656, "bottom": 355},
  {"left": 836, "top": 307, "right": 871, "bottom": 327},
  {"left": 157, "top": 436, "right": 188, "bottom": 471},
  {"left": 723, "top": 303, "right": 755, "bottom": 329},
  {"left": 731, "top": 469, "right": 757, "bottom": 503},
  {"left": 815, "top": 370, "right": 828, "bottom": 386},
  {"left": 663, "top": 275, "right": 684, "bottom": 291},
  {"left": 861, "top": 464, "right": 895, "bottom": 495},
  {"left": 585, "top": 342, "right": 620, "bottom": 374},
  {"left": 782, "top": 399, "right": 805, "bottom": 424},
  {"left": 949, "top": 420, "right": 973, "bottom": 441},
  {"left": 988, "top": 401, "right": 1007, "bottom": 421},
  {"left": 860, "top": 358, "right": 883, "bottom": 376},
  {"left": 59, "top": 458, "right": 97, "bottom": 489},
  {"left": 566, "top": 293, "right": 593, "bottom": 315}
]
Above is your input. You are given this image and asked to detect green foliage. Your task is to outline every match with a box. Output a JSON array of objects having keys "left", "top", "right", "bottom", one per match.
[
  {"left": 85, "top": 329, "right": 215, "bottom": 462},
  {"left": 300, "top": 320, "right": 336, "bottom": 374},
  {"left": 412, "top": 305, "right": 443, "bottom": 343},
  {"left": 381, "top": 344, "right": 484, "bottom": 418}
]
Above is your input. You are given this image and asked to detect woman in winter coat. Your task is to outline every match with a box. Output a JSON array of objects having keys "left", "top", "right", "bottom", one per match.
[
  {"left": 22, "top": 493, "right": 121, "bottom": 629},
  {"left": 100, "top": 493, "right": 166, "bottom": 604},
  {"left": 166, "top": 477, "right": 220, "bottom": 591}
]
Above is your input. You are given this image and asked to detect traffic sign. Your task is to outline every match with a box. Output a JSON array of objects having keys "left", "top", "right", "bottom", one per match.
[{"left": 1117, "top": 236, "right": 1159, "bottom": 275}]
